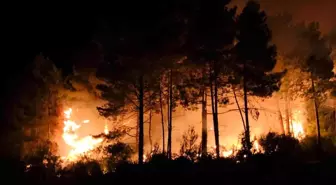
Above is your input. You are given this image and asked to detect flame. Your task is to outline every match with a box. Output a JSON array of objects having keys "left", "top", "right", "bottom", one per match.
[
  {"left": 62, "top": 108, "right": 104, "bottom": 161},
  {"left": 253, "top": 140, "right": 261, "bottom": 153},
  {"left": 104, "top": 123, "right": 109, "bottom": 135},
  {"left": 222, "top": 150, "right": 233, "bottom": 157},
  {"left": 291, "top": 110, "right": 305, "bottom": 140},
  {"left": 291, "top": 121, "right": 305, "bottom": 140}
]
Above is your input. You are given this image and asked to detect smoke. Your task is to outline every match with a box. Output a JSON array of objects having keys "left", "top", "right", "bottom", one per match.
[{"left": 230, "top": 0, "right": 335, "bottom": 33}]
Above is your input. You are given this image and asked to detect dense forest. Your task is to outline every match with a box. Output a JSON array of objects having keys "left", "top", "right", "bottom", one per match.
[{"left": 1, "top": 0, "right": 336, "bottom": 184}]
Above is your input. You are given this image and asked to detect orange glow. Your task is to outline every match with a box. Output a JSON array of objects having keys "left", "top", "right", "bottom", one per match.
[
  {"left": 104, "top": 123, "right": 109, "bottom": 135},
  {"left": 289, "top": 110, "right": 305, "bottom": 140},
  {"left": 253, "top": 140, "right": 261, "bottom": 153},
  {"left": 62, "top": 108, "right": 104, "bottom": 161},
  {"left": 222, "top": 150, "right": 233, "bottom": 157},
  {"left": 83, "top": 120, "right": 90, "bottom": 123}
]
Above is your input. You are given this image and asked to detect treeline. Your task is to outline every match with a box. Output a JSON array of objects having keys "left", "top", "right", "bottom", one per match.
[
  {"left": 2, "top": 0, "right": 335, "bottom": 164},
  {"left": 94, "top": 0, "right": 335, "bottom": 163}
]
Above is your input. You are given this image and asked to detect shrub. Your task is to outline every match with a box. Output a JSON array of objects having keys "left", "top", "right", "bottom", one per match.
[
  {"left": 259, "top": 132, "right": 301, "bottom": 157},
  {"left": 179, "top": 126, "right": 199, "bottom": 162}
]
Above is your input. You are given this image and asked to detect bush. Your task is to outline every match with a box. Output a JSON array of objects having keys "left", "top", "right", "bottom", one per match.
[
  {"left": 259, "top": 132, "right": 301, "bottom": 157},
  {"left": 301, "top": 135, "right": 336, "bottom": 158},
  {"left": 179, "top": 126, "right": 199, "bottom": 162}
]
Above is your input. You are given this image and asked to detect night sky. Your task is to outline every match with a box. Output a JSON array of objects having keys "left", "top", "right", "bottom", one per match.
[{"left": 2, "top": 0, "right": 335, "bottom": 124}]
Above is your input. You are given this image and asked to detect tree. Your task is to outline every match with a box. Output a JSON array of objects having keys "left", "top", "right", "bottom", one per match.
[
  {"left": 293, "top": 22, "right": 334, "bottom": 153},
  {"left": 235, "top": 1, "right": 281, "bottom": 154},
  {"left": 96, "top": 1, "right": 185, "bottom": 163},
  {"left": 5, "top": 54, "right": 63, "bottom": 159},
  {"left": 178, "top": 64, "right": 209, "bottom": 156},
  {"left": 185, "top": 0, "right": 236, "bottom": 158}
]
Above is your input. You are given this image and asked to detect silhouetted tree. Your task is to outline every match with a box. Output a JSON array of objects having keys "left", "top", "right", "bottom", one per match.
[
  {"left": 293, "top": 22, "right": 334, "bottom": 153},
  {"left": 96, "top": 1, "right": 185, "bottom": 163},
  {"left": 235, "top": 1, "right": 280, "bottom": 154},
  {"left": 186, "top": 0, "right": 236, "bottom": 158},
  {"left": 8, "top": 55, "right": 63, "bottom": 159}
]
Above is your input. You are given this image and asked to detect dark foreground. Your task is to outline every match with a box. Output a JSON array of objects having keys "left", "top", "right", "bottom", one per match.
[{"left": 2, "top": 156, "right": 336, "bottom": 185}]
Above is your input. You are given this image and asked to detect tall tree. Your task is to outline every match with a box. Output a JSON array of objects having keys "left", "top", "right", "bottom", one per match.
[
  {"left": 186, "top": 0, "right": 236, "bottom": 158},
  {"left": 96, "top": 1, "right": 185, "bottom": 163},
  {"left": 6, "top": 54, "right": 63, "bottom": 159},
  {"left": 307, "top": 32, "right": 333, "bottom": 151},
  {"left": 292, "top": 22, "right": 334, "bottom": 153},
  {"left": 235, "top": 1, "right": 280, "bottom": 153},
  {"left": 178, "top": 64, "right": 210, "bottom": 156}
]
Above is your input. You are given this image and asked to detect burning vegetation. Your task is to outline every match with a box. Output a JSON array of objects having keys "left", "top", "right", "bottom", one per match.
[{"left": 2, "top": 0, "right": 336, "bottom": 184}]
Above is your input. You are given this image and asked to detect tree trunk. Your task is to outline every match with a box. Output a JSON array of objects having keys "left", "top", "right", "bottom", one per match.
[
  {"left": 276, "top": 98, "right": 285, "bottom": 134},
  {"left": 149, "top": 110, "right": 153, "bottom": 152},
  {"left": 159, "top": 84, "right": 165, "bottom": 153},
  {"left": 334, "top": 99, "right": 336, "bottom": 132},
  {"left": 213, "top": 72, "right": 220, "bottom": 158},
  {"left": 47, "top": 90, "right": 51, "bottom": 141},
  {"left": 138, "top": 74, "right": 144, "bottom": 164},
  {"left": 311, "top": 75, "right": 321, "bottom": 155},
  {"left": 285, "top": 93, "right": 291, "bottom": 135},
  {"left": 233, "top": 87, "right": 246, "bottom": 131},
  {"left": 167, "top": 69, "right": 173, "bottom": 159},
  {"left": 243, "top": 63, "right": 252, "bottom": 153},
  {"left": 201, "top": 88, "right": 207, "bottom": 156},
  {"left": 135, "top": 119, "right": 139, "bottom": 153},
  {"left": 167, "top": 74, "right": 171, "bottom": 157},
  {"left": 209, "top": 65, "right": 220, "bottom": 158}
]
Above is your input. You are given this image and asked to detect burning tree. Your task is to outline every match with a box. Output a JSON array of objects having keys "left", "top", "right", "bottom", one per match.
[{"left": 290, "top": 22, "right": 335, "bottom": 152}]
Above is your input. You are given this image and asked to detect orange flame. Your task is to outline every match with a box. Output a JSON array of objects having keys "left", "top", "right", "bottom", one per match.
[
  {"left": 104, "top": 123, "right": 109, "bottom": 135},
  {"left": 62, "top": 108, "right": 104, "bottom": 161}
]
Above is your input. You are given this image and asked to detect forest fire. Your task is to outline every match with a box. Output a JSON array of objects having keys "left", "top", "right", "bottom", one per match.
[
  {"left": 62, "top": 108, "right": 105, "bottom": 161},
  {"left": 291, "top": 110, "right": 305, "bottom": 140}
]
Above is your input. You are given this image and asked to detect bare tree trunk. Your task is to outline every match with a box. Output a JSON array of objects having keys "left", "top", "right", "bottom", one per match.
[
  {"left": 233, "top": 87, "right": 246, "bottom": 131},
  {"left": 159, "top": 84, "right": 165, "bottom": 153},
  {"left": 276, "top": 98, "right": 285, "bottom": 134},
  {"left": 311, "top": 75, "right": 321, "bottom": 155},
  {"left": 47, "top": 90, "right": 51, "bottom": 141},
  {"left": 135, "top": 118, "right": 139, "bottom": 153},
  {"left": 285, "top": 93, "right": 291, "bottom": 135},
  {"left": 334, "top": 99, "right": 336, "bottom": 134},
  {"left": 167, "top": 69, "right": 173, "bottom": 159},
  {"left": 243, "top": 63, "right": 252, "bottom": 153},
  {"left": 213, "top": 72, "right": 220, "bottom": 158},
  {"left": 149, "top": 110, "right": 153, "bottom": 152},
  {"left": 138, "top": 74, "right": 144, "bottom": 164},
  {"left": 201, "top": 88, "right": 207, "bottom": 156},
  {"left": 167, "top": 74, "right": 170, "bottom": 157},
  {"left": 209, "top": 64, "right": 220, "bottom": 158}
]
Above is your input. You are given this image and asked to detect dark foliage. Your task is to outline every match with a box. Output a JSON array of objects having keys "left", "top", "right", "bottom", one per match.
[{"left": 259, "top": 132, "right": 301, "bottom": 157}]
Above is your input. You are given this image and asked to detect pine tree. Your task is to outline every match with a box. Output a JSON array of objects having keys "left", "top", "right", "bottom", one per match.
[
  {"left": 96, "top": 1, "right": 185, "bottom": 163},
  {"left": 185, "top": 0, "right": 236, "bottom": 158},
  {"left": 235, "top": 1, "right": 281, "bottom": 154}
]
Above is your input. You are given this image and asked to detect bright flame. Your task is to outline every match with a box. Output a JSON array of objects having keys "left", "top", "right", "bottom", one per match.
[
  {"left": 291, "top": 110, "right": 305, "bottom": 140},
  {"left": 62, "top": 108, "right": 104, "bottom": 161},
  {"left": 104, "top": 123, "right": 109, "bottom": 135},
  {"left": 291, "top": 121, "right": 305, "bottom": 140},
  {"left": 222, "top": 150, "right": 233, "bottom": 158},
  {"left": 83, "top": 120, "right": 90, "bottom": 123},
  {"left": 253, "top": 140, "right": 261, "bottom": 153}
]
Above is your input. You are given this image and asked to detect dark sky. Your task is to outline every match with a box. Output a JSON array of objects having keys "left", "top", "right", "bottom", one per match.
[
  {"left": 2, "top": 11, "right": 97, "bottom": 121},
  {"left": 3, "top": 0, "right": 335, "bottom": 109},
  {"left": 9, "top": 0, "right": 335, "bottom": 74}
]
